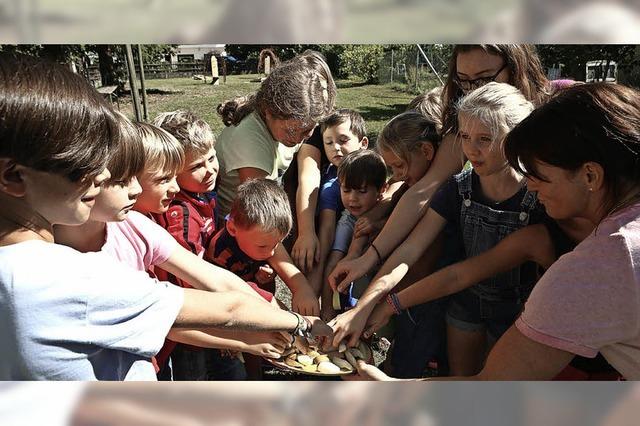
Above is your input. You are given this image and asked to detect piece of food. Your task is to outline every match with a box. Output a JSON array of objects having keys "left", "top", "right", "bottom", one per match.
[
  {"left": 330, "top": 356, "right": 354, "bottom": 372},
  {"left": 357, "top": 340, "right": 372, "bottom": 361},
  {"left": 307, "top": 350, "right": 320, "bottom": 359},
  {"left": 293, "top": 336, "right": 310, "bottom": 354},
  {"left": 338, "top": 342, "right": 347, "bottom": 353},
  {"left": 344, "top": 349, "right": 359, "bottom": 369},
  {"left": 302, "top": 364, "right": 318, "bottom": 373},
  {"left": 332, "top": 290, "right": 341, "bottom": 310},
  {"left": 317, "top": 361, "right": 341, "bottom": 374},
  {"left": 314, "top": 354, "right": 330, "bottom": 364},
  {"left": 285, "top": 358, "right": 304, "bottom": 368},
  {"left": 348, "top": 347, "right": 365, "bottom": 360},
  {"left": 297, "top": 354, "right": 314, "bottom": 366}
]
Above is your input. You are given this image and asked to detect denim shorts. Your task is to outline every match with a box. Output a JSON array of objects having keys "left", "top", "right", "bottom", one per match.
[{"left": 446, "top": 288, "right": 524, "bottom": 340}]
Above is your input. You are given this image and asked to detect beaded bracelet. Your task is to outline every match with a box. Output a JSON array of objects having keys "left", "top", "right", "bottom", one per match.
[{"left": 386, "top": 293, "right": 402, "bottom": 315}]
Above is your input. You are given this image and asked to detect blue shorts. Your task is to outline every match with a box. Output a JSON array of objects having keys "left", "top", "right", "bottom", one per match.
[{"left": 446, "top": 289, "right": 524, "bottom": 341}]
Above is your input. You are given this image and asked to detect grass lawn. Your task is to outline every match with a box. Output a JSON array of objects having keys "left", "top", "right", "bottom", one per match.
[{"left": 119, "top": 74, "right": 415, "bottom": 142}]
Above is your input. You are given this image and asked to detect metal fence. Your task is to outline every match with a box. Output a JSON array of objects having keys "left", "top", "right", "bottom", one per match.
[{"left": 378, "top": 45, "right": 448, "bottom": 92}]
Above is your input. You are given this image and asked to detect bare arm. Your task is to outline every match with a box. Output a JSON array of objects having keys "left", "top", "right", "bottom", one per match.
[
  {"left": 328, "top": 208, "right": 447, "bottom": 348},
  {"left": 364, "top": 224, "right": 556, "bottom": 336},
  {"left": 306, "top": 209, "right": 337, "bottom": 296},
  {"left": 166, "top": 329, "right": 290, "bottom": 358},
  {"left": 158, "top": 246, "right": 267, "bottom": 299},
  {"left": 397, "top": 224, "right": 555, "bottom": 309},
  {"left": 269, "top": 244, "right": 320, "bottom": 316},
  {"left": 292, "top": 143, "right": 323, "bottom": 272}
]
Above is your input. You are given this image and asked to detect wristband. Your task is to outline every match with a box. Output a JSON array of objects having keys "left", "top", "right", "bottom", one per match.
[
  {"left": 370, "top": 243, "right": 383, "bottom": 264},
  {"left": 386, "top": 294, "right": 401, "bottom": 315},
  {"left": 291, "top": 311, "right": 312, "bottom": 337}
]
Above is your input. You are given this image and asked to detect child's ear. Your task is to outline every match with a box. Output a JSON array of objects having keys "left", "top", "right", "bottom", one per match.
[
  {"left": 420, "top": 142, "right": 436, "bottom": 161},
  {"left": 378, "top": 182, "right": 389, "bottom": 200},
  {"left": 226, "top": 218, "right": 237, "bottom": 236},
  {"left": 360, "top": 136, "right": 369, "bottom": 149},
  {"left": 0, "top": 159, "right": 27, "bottom": 197}
]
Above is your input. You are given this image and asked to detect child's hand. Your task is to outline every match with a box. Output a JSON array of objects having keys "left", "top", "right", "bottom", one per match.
[
  {"left": 363, "top": 302, "right": 393, "bottom": 339},
  {"left": 325, "top": 308, "right": 369, "bottom": 350},
  {"left": 346, "top": 360, "right": 395, "bottom": 381},
  {"left": 255, "top": 264, "right": 276, "bottom": 286},
  {"left": 241, "top": 331, "right": 292, "bottom": 359},
  {"left": 328, "top": 256, "right": 374, "bottom": 294},
  {"left": 292, "top": 233, "right": 320, "bottom": 273},
  {"left": 291, "top": 284, "right": 321, "bottom": 316},
  {"left": 353, "top": 216, "right": 376, "bottom": 238}
]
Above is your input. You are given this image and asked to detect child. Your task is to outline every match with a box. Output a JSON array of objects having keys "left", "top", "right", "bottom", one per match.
[
  {"left": 140, "top": 113, "right": 246, "bottom": 380},
  {"left": 53, "top": 115, "right": 288, "bottom": 376},
  {"left": 320, "top": 150, "right": 387, "bottom": 320},
  {"left": 306, "top": 109, "right": 369, "bottom": 297},
  {"left": 0, "top": 53, "right": 329, "bottom": 381},
  {"left": 334, "top": 82, "right": 544, "bottom": 377},
  {"left": 207, "top": 178, "right": 319, "bottom": 316},
  {"left": 407, "top": 85, "right": 444, "bottom": 133}
]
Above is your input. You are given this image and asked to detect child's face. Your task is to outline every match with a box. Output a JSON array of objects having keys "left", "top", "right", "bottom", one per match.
[
  {"left": 89, "top": 176, "right": 143, "bottom": 222},
  {"left": 380, "top": 143, "right": 434, "bottom": 188},
  {"left": 266, "top": 112, "right": 316, "bottom": 147},
  {"left": 177, "top": 146, "right": 219, "bottom": 194},
  {"left": 227, "top": 220, "right": 285, "bottom": 261},
  {"left": 134, "top": 168, "right": 180, "bottom": 214},
  {"left": 458, "top": 114, "right": 507, "bottom": 177},
  {"left": 19, "top": 167, "right": 111, "bottom": 226},
  {"left": 322, "top": 120, "right": 368, "bottom": 167},
  {"left": 340, "top": 183, "right": 381, "bottom": 218}
]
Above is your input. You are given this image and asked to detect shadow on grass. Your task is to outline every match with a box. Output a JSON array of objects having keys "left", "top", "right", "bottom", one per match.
[
  {"left": 336, "top": 80, "right": 370, "bottom": 89},
  {"left": 122, "top": 88, "right": 183, "bottom": 96},
  {"left": 359, "top": 103, "right": 408, "bottom": 122}
]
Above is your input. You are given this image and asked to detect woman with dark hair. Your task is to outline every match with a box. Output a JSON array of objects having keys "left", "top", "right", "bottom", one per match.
[{"left": 354, "top": 82, "right": 640, "bottom": 380}]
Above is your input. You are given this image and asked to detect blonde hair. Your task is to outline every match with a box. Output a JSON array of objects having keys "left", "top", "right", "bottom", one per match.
[
  {"left": 456, "top": 82, "right": 534, "bottom": 145},
  {"left": 134, "top": 122, "right": 185, "bottom": 175},
  {"left": 153, "top": 110, "right": 214, "bottom": 157},
  {"left": 377, "top": 111, "right": 441, "bottom": 166},
  {"left": 217, "top": 50, "right": 336, "bottom": 127},
  {"left": 407, "top": 86, "right": 444, "bottom": 132}
]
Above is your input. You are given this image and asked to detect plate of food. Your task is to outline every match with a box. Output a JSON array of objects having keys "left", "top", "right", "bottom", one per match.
[{"left": 265, "top": 336, "right": 373, "bottom": 376}]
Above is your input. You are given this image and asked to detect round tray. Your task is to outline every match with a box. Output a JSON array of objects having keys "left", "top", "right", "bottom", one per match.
[{"left": 264, "top": 357, "right": 355, "bottom": 377}]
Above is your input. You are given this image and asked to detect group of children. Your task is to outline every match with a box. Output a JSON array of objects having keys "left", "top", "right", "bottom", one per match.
[{"left": 76, "top": 78, "right": 552, "bottom": 381}]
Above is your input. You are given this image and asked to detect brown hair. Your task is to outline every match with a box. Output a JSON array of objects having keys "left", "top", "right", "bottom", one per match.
[
  {"left": 338, "top": 150, "right": 387, "bottom": 192},
  {"left": 0, "top": 53, "right": 120, "bottom": 181},
  {"left": 377, "top": 111, "right": 441, "bottom": 166},
  {"left": 134, "top": 122, "right": 185, "bottom": 176},
  {"left": 442, "top": 45, "right": 550, "bottom": 135},
  {"left": 153, "top": 110, "right": 215, "bottom": 157},
  {"left": 320, "top": 108, "right": 367, "bottom": 140},
  {"left": 230, "top": 178, "right": 292, "bottom": 236},
  {"left": 505, "top": 83, "right": 640, "bottom": 217},
  {"left": 407, "top": 86, "right": 444, "bottom": 132},
  {"left": 106, "top": 112, "right": 146, "bottom": 184},
  {"left": 217, "top": 50, "right": 336, "bottom": 127}
]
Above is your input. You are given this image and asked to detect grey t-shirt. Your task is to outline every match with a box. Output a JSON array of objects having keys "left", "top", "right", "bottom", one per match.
[{"left": 0, "top": 240, "right": 184, "bottom": 380}]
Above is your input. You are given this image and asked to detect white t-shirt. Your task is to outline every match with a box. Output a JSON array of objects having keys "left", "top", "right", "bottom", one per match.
[
  {"left": 0, "top": 240, "right": 184, "bottom": 381},
  {"left": 517, "top": 201, "right": 640, "bottom": 379}
]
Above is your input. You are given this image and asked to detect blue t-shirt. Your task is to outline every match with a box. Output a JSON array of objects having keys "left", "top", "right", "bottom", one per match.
[{"left": 318, "top": 165, "right": 343, "bottom": 213}]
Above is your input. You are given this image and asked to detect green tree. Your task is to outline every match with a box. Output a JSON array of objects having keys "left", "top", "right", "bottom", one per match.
[{"left": 339, "top": 45, "right": 384, "bottom": 83}]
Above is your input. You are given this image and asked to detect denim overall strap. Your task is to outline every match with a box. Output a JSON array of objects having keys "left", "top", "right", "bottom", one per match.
[{"left": 457, "top": 171, "right": 534, "bottom": 303}]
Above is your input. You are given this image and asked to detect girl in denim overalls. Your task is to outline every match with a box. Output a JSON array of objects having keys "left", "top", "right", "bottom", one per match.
[
  {"left": 437, "top": 82, "right": 543, "bottom": 375},
  {"left": 351, "top": 83, "right": 543, "bottom": 377}
]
